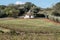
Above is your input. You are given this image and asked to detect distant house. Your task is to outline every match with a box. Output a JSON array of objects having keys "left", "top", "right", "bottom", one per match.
[
  {"left": 24, "top": 15, "right": 30, "bottom": 18},
  {"left": 24, "top": 10, "right": 34, "bottom": 19}
]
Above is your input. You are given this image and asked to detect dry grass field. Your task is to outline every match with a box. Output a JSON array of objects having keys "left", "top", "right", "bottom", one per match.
[{"left": 0, "top": 18, "right": 60, "bottom": 40}]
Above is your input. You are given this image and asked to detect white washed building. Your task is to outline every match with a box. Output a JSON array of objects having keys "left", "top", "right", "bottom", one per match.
[
  {"left": 24, "top": 15, "right": 30, "bottom": 19},
  {"left": 24, "top": 10, "right": 34, "bottom": 19},
  {"left": 24, "top": 15, "right": 34, "bottom": 19}
]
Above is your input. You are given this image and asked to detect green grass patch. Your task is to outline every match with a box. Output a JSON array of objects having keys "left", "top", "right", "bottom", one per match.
[{"left": 0, "top": 19, "right": 60, "bottom": 33}]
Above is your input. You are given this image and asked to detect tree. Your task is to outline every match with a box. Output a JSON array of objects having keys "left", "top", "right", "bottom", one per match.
[
  {"left": 24, "top": 2, "right": 36, "bottom": 12},
  {"left": 30, "top": 6, "right": 41, "bottom": 16},
  {"left": 53, "top": 2, "right": 60, "bottom": 13},
  {"left": 51, "top": 11, "right": 60, "bottom": 17},
  {"left": 4, "top": 7, "right": 19, "bottom": 18},
  {"left": 0, "top": 10, "right": 7, "bottom": 18},
  {"left": 10, "top": 8, "right": 20, "bottom": 18},
  {"left": 51, "top": 2, "right": 60, "bottom": 16},
  {"left": 0, "top": 5, "right": 6, "bottom": 10}
]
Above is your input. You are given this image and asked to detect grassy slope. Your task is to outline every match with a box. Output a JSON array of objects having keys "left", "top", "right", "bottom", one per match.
[
  {"left": 0, "top": 18, "right": 60, "bottom": 33},
  {"left": 0, "top": 18, "right": 60, "bottom": 40}
]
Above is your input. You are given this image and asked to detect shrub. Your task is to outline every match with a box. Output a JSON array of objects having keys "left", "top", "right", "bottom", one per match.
[
  {"left": 48, "top": 15, "right": 50, "bottom": 19},
  {"left": 51, "top": 11, "right": 60, "bottom": 17},
  {"left": 0, "top": 10, "right": 7, "bottom": 18},
  {"left": 48, "top": 15, "right": 60, "bottom": 22},
  {"left": 48, "top": 15, "right": 54, "bottom": 21},
  {"left": 51, "top": 16, "right": 54, "bottom": 21},
  {"left": 57, "top": 17, "right": 60, "bottom": 22},
  {"left": 53, "top": 16, "right": 57, "bottom": 22},
  {"left": 10, "top": 30, "right": 20, "bottom": 35},
  {"left": 0, "top": 30, "right": 4, "bottom": 33}
]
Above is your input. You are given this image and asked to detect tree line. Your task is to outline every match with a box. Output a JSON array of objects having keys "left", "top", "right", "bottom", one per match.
[{"left": 0, "top": 2, "right": 60, "bottom": 18}]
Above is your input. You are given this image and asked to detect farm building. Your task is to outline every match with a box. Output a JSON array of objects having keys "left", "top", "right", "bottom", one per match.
[
  {"left": 24, "top": 8, "right": 54, "bottom": 19},
  {"left": 24, "top": 10, "right": 34, "bottom": 19}
]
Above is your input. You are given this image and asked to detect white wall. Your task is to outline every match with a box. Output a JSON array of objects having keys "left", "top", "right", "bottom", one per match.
[
  {"left": 31, "top": 15, "right": 34, "bottom": 18},
  {"left": 24, "top": 15, "right": 30, "bottom": 19},
  {"left": 24, "top": 15, "right": 34, "bottom": 19}
]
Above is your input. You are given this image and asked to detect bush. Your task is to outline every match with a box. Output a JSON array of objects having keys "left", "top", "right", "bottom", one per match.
[
  {"left": 53, "top": 16, "right": 57, "bottom": 22},
  {"left": 48, "top": 15, "right": 60, "bottom": 22},
  {"left": 0, "top": 10, "right": 7, "bottom": 18},
  {"left": 10, "top": 30, "right": 20, "bottom": 35},
  {"left": 57, "top": 17, "right": 60, "bottom": 22},
  {"left": 48, "top": 15, "right": 54, "bottom": 21},
  {"left": 51, "top": 11, "right": 60, "bottom": 17},
  {"left": 51, "top": 16, "right": 54, "bottom": 21},
  {"left": 0, "top": 30, "right": 4, "bottom": 33}
]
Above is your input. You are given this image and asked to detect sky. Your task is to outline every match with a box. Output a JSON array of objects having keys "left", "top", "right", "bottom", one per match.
[{"left": 0, "top": 0, "right": 60, "bottom": 8}]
